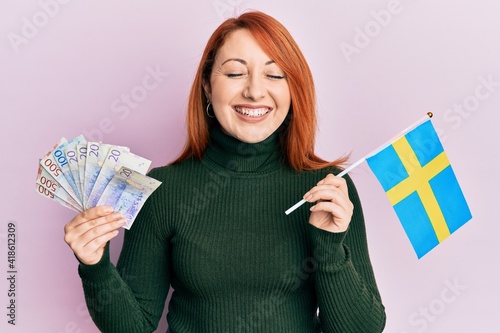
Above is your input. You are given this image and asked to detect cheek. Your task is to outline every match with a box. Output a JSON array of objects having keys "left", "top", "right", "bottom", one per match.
[
  {"left": 210, "top": 78, "right": 242, "bottom": 103},
  {"left": 275, "top": 82, "right": 291, "bottom": 101},
  {"left": 275, "top": 86, "right": 291, "bottom": 110}
]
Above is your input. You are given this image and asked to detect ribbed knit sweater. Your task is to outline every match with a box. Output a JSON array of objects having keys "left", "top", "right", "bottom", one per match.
[{"left": 78, "top": 126, "right": 386, "bottom": 333}]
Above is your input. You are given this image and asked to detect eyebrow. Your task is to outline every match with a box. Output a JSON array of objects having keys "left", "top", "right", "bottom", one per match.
[{"left": 221, "top": 58, "right": 276, "bottom": 66}]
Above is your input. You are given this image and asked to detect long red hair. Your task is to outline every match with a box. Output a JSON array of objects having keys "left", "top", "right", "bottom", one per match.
[{"left": 172, "top": 11, "right": 346, "bottom": 171}]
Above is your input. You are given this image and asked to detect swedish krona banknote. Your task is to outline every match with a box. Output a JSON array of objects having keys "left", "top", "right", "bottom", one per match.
[
  {"left": 36, "top": 136, "right": 161, "bottom": 229},
  {"left": 97, "top": 167, "right": 161, "bottom": 229}
]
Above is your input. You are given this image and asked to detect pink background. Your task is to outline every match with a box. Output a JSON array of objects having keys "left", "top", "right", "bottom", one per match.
[{"left": 1, "top": 1, "right": 499, "bottom": 332}]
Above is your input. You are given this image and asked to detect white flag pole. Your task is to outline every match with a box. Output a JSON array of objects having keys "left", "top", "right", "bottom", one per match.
[{"left": 284, "top": 112, "right": 433, "bottom": 215}]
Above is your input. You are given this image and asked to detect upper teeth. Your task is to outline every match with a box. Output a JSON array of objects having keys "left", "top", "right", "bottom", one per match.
[{"left": 235, "top": 107, "right": 270, "bottom": 117}]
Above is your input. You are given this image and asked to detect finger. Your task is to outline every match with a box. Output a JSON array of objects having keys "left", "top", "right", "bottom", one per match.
[
  {"left": 64, "top": 213, "right": 124, "bottom": 246},
  {"left": 304, "top": 186, "right": 351, "bottom": 208},
  {"left": 316, "top": 174, "right": 348, "bottom": 196},
  {"left": 82, "top": 228, "right": 121, "bottom": 255},
  {"left": 66, "top": 210, "right": 121, "bottom": 237},
  {"left": 76, "top": 229, "right": 122, "bottom": 265},
  {"left": 310, "top": 200, "right": 350, "bottom": 215},
  {"left": 66, "top": 206, "right": 115, "bottom": 230},
  {"left": 309, "top": 201, "right": 352, "bottom": 228},
  {"left": 70, "top": 216, "right": 126, "bottom": 248},
  {"left": 310, "top": 193, "right": 353, "bottom": 218}
]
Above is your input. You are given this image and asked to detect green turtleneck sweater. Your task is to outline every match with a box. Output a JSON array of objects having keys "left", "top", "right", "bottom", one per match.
[{"left": 78, "top": 126, "right": 386, "bottom": 333}]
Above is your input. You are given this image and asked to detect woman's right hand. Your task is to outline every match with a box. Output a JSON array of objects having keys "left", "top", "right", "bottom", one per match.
[{"left": 64, "top": 206, "right": 126, "bottom": 265}]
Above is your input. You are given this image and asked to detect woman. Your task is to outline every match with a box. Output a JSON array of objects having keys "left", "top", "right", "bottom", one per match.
[{"left": 64, "top": 11, "right": 386, "bottom": 333}]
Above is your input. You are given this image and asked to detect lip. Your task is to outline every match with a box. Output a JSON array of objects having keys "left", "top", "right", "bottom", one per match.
[{"left": 232, "top": 105, "right": 273, "bottom": 123}]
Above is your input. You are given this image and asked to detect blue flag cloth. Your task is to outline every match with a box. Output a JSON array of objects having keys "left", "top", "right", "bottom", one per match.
[{"left": 366, "top": 119, "right": 472, "bottom": 258}]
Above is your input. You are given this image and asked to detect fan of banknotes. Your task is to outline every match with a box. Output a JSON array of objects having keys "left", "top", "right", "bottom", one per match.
[{"left": 35, "top": 135, "right": 162, "bottom": 229}]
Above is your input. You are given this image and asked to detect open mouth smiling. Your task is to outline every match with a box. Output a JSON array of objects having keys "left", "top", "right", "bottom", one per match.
[{"left": 233, "top": 106, "right": 272, "bottom": 117}]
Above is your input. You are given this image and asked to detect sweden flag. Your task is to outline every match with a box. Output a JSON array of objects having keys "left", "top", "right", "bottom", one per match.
[{"left": 366, "top": 119, "right": 472, "bottom": 258}]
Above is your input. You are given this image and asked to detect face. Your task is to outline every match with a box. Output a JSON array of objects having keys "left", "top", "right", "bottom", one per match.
[{"left": 204, "top": 29, "right": 291, "bottom": 143}]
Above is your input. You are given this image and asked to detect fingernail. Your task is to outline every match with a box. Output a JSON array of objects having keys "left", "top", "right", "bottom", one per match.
[
  {"left": 310, "top": 205, "right": 316, "bottom": 211},
  {"left": 303, "top": 192, "right": 312, "bottom": 201},
  {"left": 117, "top": 218, "right": 127, "bottom": 225},
  {"left": 317, "top": 180, "right": 324, "bottom": 185},
  {"left": 113, "top": 212, "right": 123, "bottom": 219}
]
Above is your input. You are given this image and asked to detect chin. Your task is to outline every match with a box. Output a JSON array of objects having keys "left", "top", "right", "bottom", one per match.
[{"left": 237, "top": 131, "right": 272, "bottom": 143}]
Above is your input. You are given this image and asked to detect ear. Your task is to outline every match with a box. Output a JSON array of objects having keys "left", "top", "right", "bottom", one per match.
[{"left": 202, "top": 79, "right": 212, "bottom": 101}]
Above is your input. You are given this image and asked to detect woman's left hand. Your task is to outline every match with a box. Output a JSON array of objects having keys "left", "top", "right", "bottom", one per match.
[{"left": 304, "top": 173, "right": 354, "bottom": 233}]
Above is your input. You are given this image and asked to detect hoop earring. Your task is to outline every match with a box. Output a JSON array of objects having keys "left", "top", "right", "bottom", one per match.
[{"left": 206, "top": 102, "right": 215, "bottom": 118}]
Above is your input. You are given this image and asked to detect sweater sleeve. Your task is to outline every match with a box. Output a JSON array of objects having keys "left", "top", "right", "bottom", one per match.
[
  {"left": 308, "top": 173, "right": 386, "bottom": 333},
  {"left": 77, "top": 173, "right": 170, "bottom": 333}
]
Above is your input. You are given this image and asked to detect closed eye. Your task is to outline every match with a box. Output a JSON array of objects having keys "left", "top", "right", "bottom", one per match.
[
  {"left": 266, "top": 74, "right": 286, "bottom": 80},
  {"left": 226, "top": 73, "right": 245, "bottom": 78}
]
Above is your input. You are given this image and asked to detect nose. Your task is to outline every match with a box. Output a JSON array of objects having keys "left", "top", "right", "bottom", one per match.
[{"left": 244, "top": 74, "right": 266, "bottom": 100}]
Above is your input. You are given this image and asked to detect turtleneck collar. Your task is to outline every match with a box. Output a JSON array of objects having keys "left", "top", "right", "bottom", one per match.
[{"left": 202, "top": 125, "right": 284, "bottom": 175}]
